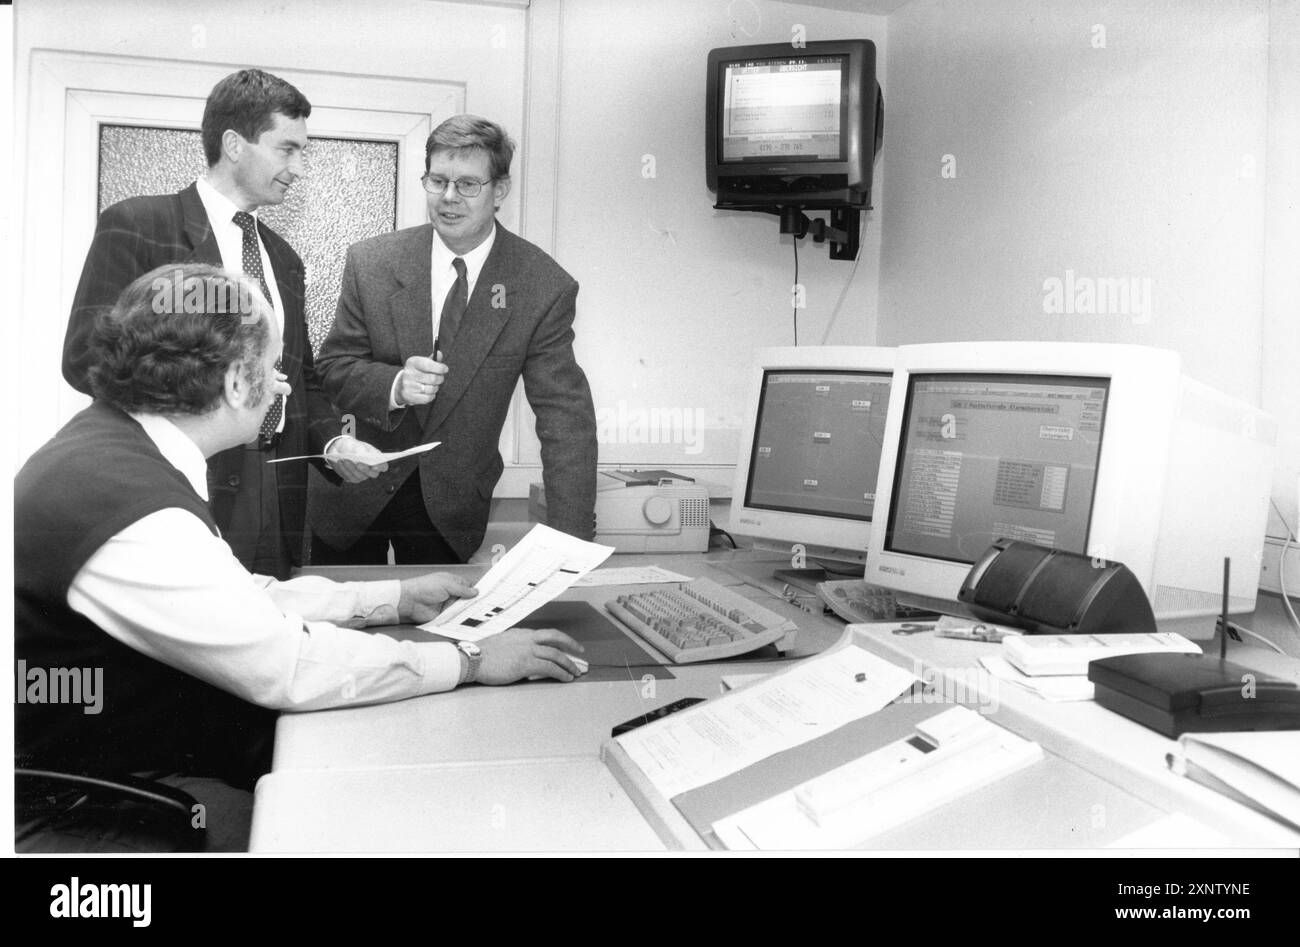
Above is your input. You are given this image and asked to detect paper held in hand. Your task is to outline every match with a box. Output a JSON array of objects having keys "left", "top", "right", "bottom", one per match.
[
  {"left": 421, "top": 524, "right": 615, "bottom": 641},
  {"left": 267, "top": 441, "right": 441, "bottom": 464}
]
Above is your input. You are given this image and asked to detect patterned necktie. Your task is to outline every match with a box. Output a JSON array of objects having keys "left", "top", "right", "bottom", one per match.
[
  {"left": 233, "top": 211, "right": 282, "bottom": 441},
  {"left": 438, "top": 257, "right": 469, "bottom": 353}
]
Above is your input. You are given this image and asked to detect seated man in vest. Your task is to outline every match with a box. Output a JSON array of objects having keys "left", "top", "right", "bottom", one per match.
[{"left": 14, "top": 263, "right": 587, "bottom": 852}]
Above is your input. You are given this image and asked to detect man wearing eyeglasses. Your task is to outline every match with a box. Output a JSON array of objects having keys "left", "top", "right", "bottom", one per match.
[{"left": 310, "top": 115, "right": 598, "bottom": 564}]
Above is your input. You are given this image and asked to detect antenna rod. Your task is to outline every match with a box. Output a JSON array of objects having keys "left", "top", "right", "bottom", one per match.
[{"left": 1220, "top": 557, "right": 1230, "bottom": 661}]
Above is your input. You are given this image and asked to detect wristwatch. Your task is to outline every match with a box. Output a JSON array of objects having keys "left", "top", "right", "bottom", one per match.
[{"left": 456, "top": 640, "right": 482, "bottom": 684}]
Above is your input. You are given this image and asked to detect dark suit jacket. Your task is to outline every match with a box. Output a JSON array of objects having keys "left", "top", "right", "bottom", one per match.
[
  {"left": 311, "top": 223, "right": 597, "bottom": 560},
  {"left": 61, "top": 182, "right": 340, "bottom": 568}
]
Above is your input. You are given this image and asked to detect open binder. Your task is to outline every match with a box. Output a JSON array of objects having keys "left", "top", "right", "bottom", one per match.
[{"left": 601, "top": 627, "right": 1043, "bottom": 850}]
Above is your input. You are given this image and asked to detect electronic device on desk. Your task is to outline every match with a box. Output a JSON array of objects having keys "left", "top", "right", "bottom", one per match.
[
  {"left": 815, "top": 578, "right": 940, "bottom": 623},
  {"left": 791, "top": 707, "right": 1042, "bottom": 829},
  {"left": 1087, "top": 559, "right": 1300, "bottom": 737},
  {"left": 530, "top": 470, "right": 709, "bottom": 553},
  {"left": 712, "top": 706, "right": 1043, "bottom": 850},
  {"left": 958, "top": 539, "right": 1157, "bottom": 636},
  {"left": 605, "top": 577, "right": 798, "bottom": 663},
  {"left": 730, "top": 345, "right": 895, "bottom": 573},
  {"left": 862, "top": 341, "right": 1277, "bottom": 627}
]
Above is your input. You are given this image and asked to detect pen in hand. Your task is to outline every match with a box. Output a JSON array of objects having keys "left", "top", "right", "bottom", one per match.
[{"left": 400, "top": 347, "right": 447, "bottom": 406}]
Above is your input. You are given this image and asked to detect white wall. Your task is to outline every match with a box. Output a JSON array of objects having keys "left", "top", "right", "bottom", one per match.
[
  {"left": 542, "top": 0, "right": 888, "bottom": 478},
  {"left": 1262, "top": 0, "right": 1300, "bottom": 540},
  {"left": 879, "top": 0, "right": 1296, "bottom": 536}
]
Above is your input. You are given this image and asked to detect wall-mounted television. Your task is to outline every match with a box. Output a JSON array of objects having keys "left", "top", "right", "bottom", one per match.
[{"left": 706, "top": 39, "right": 883, "bottom": 210}]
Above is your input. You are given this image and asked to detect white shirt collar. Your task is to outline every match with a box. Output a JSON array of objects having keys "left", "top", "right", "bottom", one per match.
[
  {"left": 196, "top": 175, "right": 253, "bottom": 227},
  {"left": 129, "top": 412, "right": 211, "bottom": 501},
  {"left": 431, "top": 224, "right": 496, "bottom": 288}
]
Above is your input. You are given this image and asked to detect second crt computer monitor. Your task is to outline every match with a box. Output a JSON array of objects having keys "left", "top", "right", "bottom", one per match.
[
  {"left": 730, "top": 346, "right": 896, "bottom": 573},
  {"left": 864, "top": 342, "right": 1277, "bottom": 619}
]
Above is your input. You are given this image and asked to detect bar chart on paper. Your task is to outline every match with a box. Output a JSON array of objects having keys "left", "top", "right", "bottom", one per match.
[{"left": 422, "top": 525, "right": 615, "bottom": 641}]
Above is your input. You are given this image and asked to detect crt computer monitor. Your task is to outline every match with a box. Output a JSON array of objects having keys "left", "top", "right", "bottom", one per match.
[
  {"left": 730, "top": 346, "right": 897, "bottom": 575},
  {"left": 706, "top": 39, "right": 883, "bottom": 209},
  {"left": 864, "top": 342, "right": 1277, "bottom": 619}
]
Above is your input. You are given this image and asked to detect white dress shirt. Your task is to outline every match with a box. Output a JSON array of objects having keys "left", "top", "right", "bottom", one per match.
[
  {"left": 65, "top": 413, "right": 462, "bottom": 710},
  {"left": 196, "top": 176, "right": 287, "bottom": 433}
]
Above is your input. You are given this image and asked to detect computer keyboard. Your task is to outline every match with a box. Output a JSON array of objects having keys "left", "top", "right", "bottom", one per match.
[
  {"left": 815, "top": 579, "right": 941, "bottom": 623},
  {"left": 606, "top": 577, "right": 797, "bottom": 664}
]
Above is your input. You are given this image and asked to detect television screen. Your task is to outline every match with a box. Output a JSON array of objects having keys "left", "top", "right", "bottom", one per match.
[
  {"left": 720, "top": 55, "right": 847, "bottom": 163},
  {"left": 706, "top": 39, "right": 881, "bottom": 212}
]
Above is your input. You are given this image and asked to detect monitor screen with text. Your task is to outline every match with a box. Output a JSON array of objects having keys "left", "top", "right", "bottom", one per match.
[
  {"left": 720, "top": 55, "right": 846, "bottom": 162},
  {"left": 745, "top": 370, "right": 893, "bottom": 521},
  {"left": 885, "top": 374, "right": 1109, "bottom": 563}
]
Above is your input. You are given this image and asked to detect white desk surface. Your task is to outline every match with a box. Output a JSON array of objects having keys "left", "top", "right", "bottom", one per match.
[
  {"left": 272, "top": 553, "right": 831, "bottom": 772},
  {"left": 255, "top": 551, "right": 1300, "bottom": 853},
  {"left": 250, "top": 757, "right": 665, "bottom": 853}
]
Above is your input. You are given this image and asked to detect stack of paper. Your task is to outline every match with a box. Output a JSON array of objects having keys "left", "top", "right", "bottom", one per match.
[{"left": 978, "top": 655, "right": 1095, "bottom": 702}]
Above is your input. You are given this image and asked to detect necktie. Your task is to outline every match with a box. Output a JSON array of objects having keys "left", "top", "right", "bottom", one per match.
[
  {"left": 438, "top": 257, "right": 469, "bottom": 354},
  {"left": 233, "top": 211, "right": 282, "bottom": 441}
]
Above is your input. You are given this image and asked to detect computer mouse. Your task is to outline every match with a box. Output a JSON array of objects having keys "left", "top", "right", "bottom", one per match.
[{"left": 527, "top": 656, "right": 589, "bottom": 681}]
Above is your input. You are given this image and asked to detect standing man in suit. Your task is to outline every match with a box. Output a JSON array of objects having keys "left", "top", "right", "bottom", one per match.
[
  {"left": 311, "top": 115, "right": 597, "bottom": 563},
  {"left": 62, "top": 69, "right": 387, "bottom": 579}
]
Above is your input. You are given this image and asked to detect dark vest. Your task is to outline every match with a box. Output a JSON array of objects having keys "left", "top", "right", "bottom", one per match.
[{"left": 14, "top": 402, "right": 274, "bottom": 787}]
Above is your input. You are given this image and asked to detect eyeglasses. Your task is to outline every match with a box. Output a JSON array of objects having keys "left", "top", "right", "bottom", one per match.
[{"left": 421, "top": 174, "right": 492, "bottom": 197}]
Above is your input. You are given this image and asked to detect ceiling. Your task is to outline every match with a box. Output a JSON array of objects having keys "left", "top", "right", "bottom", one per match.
[{"left": 786, "top": 0, "right": 914, "bottom": 15}]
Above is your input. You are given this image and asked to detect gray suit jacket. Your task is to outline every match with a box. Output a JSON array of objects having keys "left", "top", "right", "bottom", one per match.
[{"left": 310, "top": 223, "right": 598, "bottom": 559}]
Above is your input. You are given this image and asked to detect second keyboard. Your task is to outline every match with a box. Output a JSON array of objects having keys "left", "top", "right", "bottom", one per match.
[{"left": 606, "top": 577, "right": 796, "bottom": 664}]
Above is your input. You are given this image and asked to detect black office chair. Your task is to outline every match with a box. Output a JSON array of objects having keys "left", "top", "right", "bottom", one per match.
[{"left": 15, "top": 768, "right": 207, "bottom": 853}]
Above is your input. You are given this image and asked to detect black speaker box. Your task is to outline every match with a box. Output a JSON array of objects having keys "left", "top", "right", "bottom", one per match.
[{"left": 957, "top": 539, "right": 1156, "bottom": 636}]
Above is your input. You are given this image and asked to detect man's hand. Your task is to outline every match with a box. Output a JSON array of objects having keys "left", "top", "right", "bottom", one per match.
[
  {"left": 396, "top": 355, "right": 448, "bottom": 406},
  {"left": 476, "top": 628, "right": 588, "bottom": 685},
  {"left": 397, "top": 573, "right": 479, "bottom": 624},
  {"left": 325, "top": 435, "right": 391, "bottom": 483}
]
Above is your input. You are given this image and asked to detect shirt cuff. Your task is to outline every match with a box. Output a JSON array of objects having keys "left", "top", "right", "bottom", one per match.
[
  {"left": 322, "top": 435, "right": 345, "bottom": 467},
  {"left": 415, "top": 641, "right": 464, "bottom": 692},
  {"left": 389, "top": 371, "right": 405, "bottom": 412},
  {"left": 357, "top": 579, "right": 403, "bottom": 626}
]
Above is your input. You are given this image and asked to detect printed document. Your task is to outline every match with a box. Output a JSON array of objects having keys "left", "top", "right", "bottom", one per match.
[
  {"left": 422, "top": 524, "right": 614, "bottom": 641},
  {"left": 573, "top": 565, "right": 694, "bottom": 587},
  {"left": 269, "top": 441, "right": 440, "bottom": 464},
  {"left": 615, "top": 637, "right": 917, "bottom": 798}
]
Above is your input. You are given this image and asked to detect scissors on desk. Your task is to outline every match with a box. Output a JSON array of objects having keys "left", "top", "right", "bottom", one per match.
[{"left": 891, "top": 622, "right": 935, "bottom": 636}]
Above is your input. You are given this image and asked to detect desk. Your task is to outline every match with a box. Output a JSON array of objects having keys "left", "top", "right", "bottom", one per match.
[{"left": 249, "top": 552, "right": 1300, "bottom": 853}]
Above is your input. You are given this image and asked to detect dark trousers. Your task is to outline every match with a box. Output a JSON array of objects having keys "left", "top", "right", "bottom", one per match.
[
  {"left": 222, "top": 443, "right": 295, "bottom": 579},
  {"left": 311, "top": 470, "right": 461, "bottom": 565}
]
